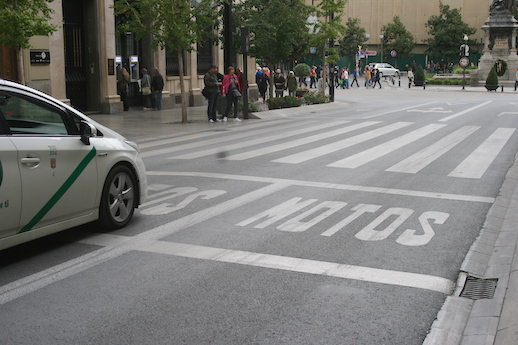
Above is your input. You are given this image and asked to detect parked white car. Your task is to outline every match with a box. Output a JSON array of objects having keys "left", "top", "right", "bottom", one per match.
[
  {"left": 0, "top": 79, "right": 147, "bottom": 250},
  {"left": 369, "top": 63, "right": 400, "bottom": 77}
]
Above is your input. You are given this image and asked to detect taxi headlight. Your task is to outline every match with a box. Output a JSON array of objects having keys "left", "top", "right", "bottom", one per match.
[{"left": 124, "top": 140, "right": 140, "bottom": 152}]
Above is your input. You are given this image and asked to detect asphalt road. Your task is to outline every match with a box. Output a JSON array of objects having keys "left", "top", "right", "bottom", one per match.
[{"left": 2, "top": 86, "right": 518, "bottom": 344}]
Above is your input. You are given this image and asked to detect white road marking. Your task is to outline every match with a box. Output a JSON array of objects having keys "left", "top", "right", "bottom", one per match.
[
  {"left": 407, "top": 107, "right": 452, "bottom": 113},
  {"left": 224, "top": 121, "right": 380, "bottom": 160},
  {"left": 141, "top": 120, "right": 316, "bottom": 158},
  {"left": 386, "top": 126, "right": 480, "bottom": 174},
  {"left": 147, "top": 171, "right": 495, "bottom": 203},
  {"left": 170, "top": 122, "right": 342, "bottom": 159},
  {"left": 273, "top": 122, "right": 412, "bottom": 164},
  {"left": 328, "top": 124, "right": 446, "bottom": 169},
  {"left": 497, "top": 112, "right": 518, "bottom": 117},
  {"left": 363, "top": 101, "right": 438, "bottom": 119},
  {"left": 140, "top": 241, "right": 455, "bottom": 294},
  {"left": 448, "top": 128, "right": 516, "bottom": 179},
  {"left": 0, "top": 183, "right": 289, "bottom": 305},
  {"left": 439, "top": 101, "right": 492, "bottom": 122}
]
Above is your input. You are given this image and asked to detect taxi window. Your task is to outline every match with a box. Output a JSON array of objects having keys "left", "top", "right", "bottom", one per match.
[{"left": 0, "top": 93, "right": 69, "bottom": 135}]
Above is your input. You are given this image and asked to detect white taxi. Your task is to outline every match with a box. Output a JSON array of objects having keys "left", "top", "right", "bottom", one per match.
[{"left": 0, "top": 79, "right": 147, "bottom": 250}]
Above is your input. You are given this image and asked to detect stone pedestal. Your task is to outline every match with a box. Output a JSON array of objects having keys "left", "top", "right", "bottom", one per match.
[{"left": 478, "top": 9, "right": 518, "bottom": 82}]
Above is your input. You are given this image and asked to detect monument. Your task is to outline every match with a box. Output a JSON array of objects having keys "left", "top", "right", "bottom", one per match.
[{"left": 477, "top": 0, "right": 518, "bottom": 84}]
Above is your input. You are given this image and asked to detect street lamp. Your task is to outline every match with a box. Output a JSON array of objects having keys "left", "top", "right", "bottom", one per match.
[
  {"left": 380, "top": 34, "right": 384, "bottom": 62},
  {"left": 365, "top": 34, "right": 370, "bottom": 67}
]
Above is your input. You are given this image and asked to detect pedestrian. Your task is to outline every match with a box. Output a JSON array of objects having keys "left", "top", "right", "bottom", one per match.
[
  {"left": 274, "top": 69, "right": 286, "bottom": 98},
  {"left": 364, "top": 67, "right": 371, "bottom": 88},
  {"left": 140, "top": 68, "right": 152, "bottom": 110},
  {"left": 515, "top": 68, "right": 518, "bottom": 90},
  {"left": 372, "top": 69, "right": 382, "bottom": 89},
  {"left": 342, "top": 68, "right": 349, "bottom": 89},
  {"left": 407, "top": 68, "right": 414, "bottom": 88},
  {"left": 351, "top": 66, "right": 360, "bottom": 87},
  {"left": 236, "top": 67, "right": 246, "bottom": 90},
  {"left": 204, "top": 64, "right": 221, "bottom": 123},
  {"left": 258, "top": 67, "right": 269, "bottom": 102},
  {"left": 117, "top": 67, "right": 130, "bottom": 111},
  {"left": 255, "top": 67, "right": 263, "bottom": 84},
  {"left": 151, "top": 68, "right": 164, "bottom": 110},
  {"left": 287, "top": 71, "right": 298, "bottom": 97},
  {"left": 310, "top": 67, "right": 317, "bottom": 88},
  {"left": 221, "top": 66, "right": 241, "bottom": 122}
]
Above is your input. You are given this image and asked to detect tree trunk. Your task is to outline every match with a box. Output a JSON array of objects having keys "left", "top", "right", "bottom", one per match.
[
  {"left": 178, "top": 49, "right": 188, "bottom": 123},
  {"left": 16, "top": 47, "right": 25, "bottom": 85}
]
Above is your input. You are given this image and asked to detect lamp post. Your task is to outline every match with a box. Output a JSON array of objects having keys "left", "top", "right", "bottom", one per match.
[
  {"left": 380, "top": 34, "right": 384, "bottom": 62},
  {"left": 364, "top": 34, "right": 370, "bottom": 68}
]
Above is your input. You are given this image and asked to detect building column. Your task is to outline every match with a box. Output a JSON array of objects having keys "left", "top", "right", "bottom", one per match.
[{"left": 48, "top": 0, "right": 68, "bottom": 103}]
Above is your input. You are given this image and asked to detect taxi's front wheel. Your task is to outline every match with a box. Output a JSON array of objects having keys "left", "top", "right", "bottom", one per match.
[{"left": 98, "top": 165, "right": 137, "bottom": 229}]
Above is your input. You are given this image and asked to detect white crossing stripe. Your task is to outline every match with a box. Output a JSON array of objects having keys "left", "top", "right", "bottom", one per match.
[
  {"left": 448, "top": 128, "right": 516, "bottom": 179},
  {"left": 140, "top": 241, "right": 455, "bottom": 294},
  {"left": 224, "top": 121, "right": 380, "bottom": 160},
  {"left": 328, "top": 124, "right": 446, "bottom": 169},
  {"left": 386, "top": 126, "right": 480, "bottom": 174},
  {"left": 170, "top": 121, "right": 342, "bottom": 159},
  {"left": 273, "top": 122, "right": 413, "bottom": 164},
  {"left": 363, "top": 101, "right": 438, "bottom": 119},
  {"left": 141, "top": 120, "right": 316, "bottom": 158},
  {"left": 439, "top": 101, "right": 492, "bottom": 122},
  {"left": 139, "top": 121, "right": 277, "bottom": 149}
]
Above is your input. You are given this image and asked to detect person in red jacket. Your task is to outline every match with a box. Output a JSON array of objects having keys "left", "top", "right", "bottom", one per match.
[{"left": 221, "top": 66, "right": 242, "bottom": 121}]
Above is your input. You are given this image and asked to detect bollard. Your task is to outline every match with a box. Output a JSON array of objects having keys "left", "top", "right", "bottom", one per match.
[
  {"left": 423, "top": 81, "right": 426, "bottom": 90},
  {"left": 501, "top": 85, "right": 504, "bottom": 92}
]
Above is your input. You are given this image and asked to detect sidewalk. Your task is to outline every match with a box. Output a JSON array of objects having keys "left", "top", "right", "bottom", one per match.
[{"left": 90, "top": 84, "right": 518, "bottom": 345}]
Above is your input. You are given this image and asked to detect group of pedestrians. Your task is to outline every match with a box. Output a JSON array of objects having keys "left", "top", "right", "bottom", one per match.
[
  {"left": 203, "top": 65, "right": 243, "bottom": 123},
  {"left": 363, "top": 66, "right": 382, "bottom": 89},
  {"left": 117, "top": 67, "right": 164, "bottom": 111}
]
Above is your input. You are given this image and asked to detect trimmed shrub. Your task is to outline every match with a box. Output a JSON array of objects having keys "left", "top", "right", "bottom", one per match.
[
  {"left": 486, "top": 65, "right": 499, "bottom": 86},
  {"left": 302, "top": 91, "right": 330, "bottom": 105},
  {"left": 293, "top": 63, "right": 311, "bottom": 78},
  {"left": 414, "top": 65, "right": 425, "bottom": 83}
]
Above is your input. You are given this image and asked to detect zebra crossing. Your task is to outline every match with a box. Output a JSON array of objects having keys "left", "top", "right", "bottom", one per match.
[{"left": 141, "top": 119, "right": 517, "bottom": 180}]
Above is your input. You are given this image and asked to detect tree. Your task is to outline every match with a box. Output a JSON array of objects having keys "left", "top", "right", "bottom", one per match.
[
  {"left": 381, "top": 16, "right": 415, "bottom": 60},
  {"left": 113, "top": 0, "right": 219, "bottom": 123},
  {"left": 311, "top": 0, "right": 347, "bottom": 66},
  {"left": 0, "top": 0, "right": 57, "bottom": 85},
  {"left": 425, "top": 2, "right": 477, "bottom": 63},
  {"left": 338, "top": 17, "right": 368, "bottom": 66},
  {"left": 232, "top": 0, "right": 312, "bottom": 99}
]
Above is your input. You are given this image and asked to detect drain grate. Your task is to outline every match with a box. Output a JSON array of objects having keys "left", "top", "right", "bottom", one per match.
[{"left": 460, "top": 276, "right": 498, "bottom": 300}]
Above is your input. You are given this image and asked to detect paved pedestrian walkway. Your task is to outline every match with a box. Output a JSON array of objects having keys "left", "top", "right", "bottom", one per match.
[{"left": 89, "top": 82, "right": 518, "bottom": 345}]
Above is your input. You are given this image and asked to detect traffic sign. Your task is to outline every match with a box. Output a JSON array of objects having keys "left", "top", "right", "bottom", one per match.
[
  {"left": 365, "top": 51, "right": 377, "bottom": 56},
  {"left": 459, "top": 57, "right": 469, "bottom": 68},
  {"left": 391, "top": 50, "right": 397, "bottom": 57}
]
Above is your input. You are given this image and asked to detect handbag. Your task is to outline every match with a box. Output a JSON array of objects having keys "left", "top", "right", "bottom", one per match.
[
  {"left": 141, "top": 86, "right": 151, "bottom": 95},
  {"left": 232, "top": 89, "right": 242, "bottom": 97},
  {"left": 202, "top": 87, "right": 210, "bottom": 99}
]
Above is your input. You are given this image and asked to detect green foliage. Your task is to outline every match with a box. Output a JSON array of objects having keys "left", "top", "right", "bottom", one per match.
[
  {"left": 302, "top": 91, "right": 330, "bottom": 105},
  {"left": 381, "top": 16, "right": 415, "bottom": 59},
  {"left": 414, "top": 65, "right": 425, "bottom": 82},
  {"left": 310, "top": 0, "right": 347, "bottom": 61},
  {"left": 232, "top": 0, "right": 312, "bottom": 66},
  {"left": 294, "top": 63, "right": 311, "bottom": 78},
  {"left": 425, "top": 2, "right": 477, "bottom": 62},
  {"left": 113, "top": 0, "right": 218, "bottom": 52},
  {"left": 0, "top": 0, "right": 56, "bottom": 49},
  {"left": 268, "top": 95, "right": 303, "bottom": 109},
  {"left": 338, "top": 17, "right": 368, "bottom": 60},
  {"left": 486, "top": 66, "right": 499, "bottom": 86}
]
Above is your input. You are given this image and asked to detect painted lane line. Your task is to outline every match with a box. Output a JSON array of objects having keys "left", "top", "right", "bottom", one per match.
[
  {"left": 139, "top": 121, "right": 277, "bottom": 149},
  {"left": 439, "top": 101, "right": 492, "bottom": 122},
  {"left": 0, "top": 183, "right": 290, "bottom": 305},
  {"left": 273, "top": 122, "right": 413, "bottom": 164},
  {"left": 146, "top": 171, "right": 495, "bottom": 203},
  {"left": 448, "top": 128, "right": 516, "bottom": 179},
  {"left": 224, "top": 121, "right": 381, "bottom": 161},
  {"left": 141, "top": 120, "right": 316, "bottom": 158},
  {"left": 140, "top": 241, "right": 455, "bottom": 294},
  {"left": 363, "top": 101, "right": 438, "bottom": 119},
  {"left": 170, "top": 122, "right": 343, "bottom": 160},
  {"left": 386, "top": 126, "right": 480, "bottom": 174},
  {"left": 328, "top": 124, "right": 446, "bottom": 169}
]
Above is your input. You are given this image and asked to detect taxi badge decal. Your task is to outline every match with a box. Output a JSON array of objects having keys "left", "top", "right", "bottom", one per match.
[{"left": 51, "top": 158, "right": 56, "bottom": 169}]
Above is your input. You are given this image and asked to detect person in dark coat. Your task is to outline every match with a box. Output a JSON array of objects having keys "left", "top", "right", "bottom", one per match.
[
  {"left": 151, "top": 68, "right": 164, "bottom": 110},
  {"left": 203, "top": 65, "right": 221, "bottom": 122}
]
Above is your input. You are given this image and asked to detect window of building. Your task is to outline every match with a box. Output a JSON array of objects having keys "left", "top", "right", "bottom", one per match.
[
  {"left": 166, "top": 49, "right": 187, "bottom": 76},
  {"left": 197, "top": 36, "right": 213, "bottom": 75}
]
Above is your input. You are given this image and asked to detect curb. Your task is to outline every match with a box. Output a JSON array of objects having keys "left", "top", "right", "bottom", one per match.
[
  {"left": 250, "top": 101, "right": 349, "bottom": 119},
  {"left": 424, "top": 152, "right": 518, "bottom": 345}
]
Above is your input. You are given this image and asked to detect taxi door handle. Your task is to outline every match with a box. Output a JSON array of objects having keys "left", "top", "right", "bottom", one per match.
[{"left": 21, "top": 157, "right": 41, "bottom": 165}]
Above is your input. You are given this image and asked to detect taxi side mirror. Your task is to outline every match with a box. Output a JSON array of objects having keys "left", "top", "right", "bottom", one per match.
[{"left": 80, "top": 121, "right": 97, "bottom": 145}]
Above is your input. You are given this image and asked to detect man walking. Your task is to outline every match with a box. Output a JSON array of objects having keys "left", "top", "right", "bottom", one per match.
[
  {"left": 151, "top": 68, "right": 164, "bottom": 110},
  {"left": 204, "top": 65, "right": 221, "bottom": 123}
]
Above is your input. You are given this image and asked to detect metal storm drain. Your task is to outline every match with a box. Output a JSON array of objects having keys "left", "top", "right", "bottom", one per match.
[{"left": 460, "top": 276, "right": 498, "bottom": 300}]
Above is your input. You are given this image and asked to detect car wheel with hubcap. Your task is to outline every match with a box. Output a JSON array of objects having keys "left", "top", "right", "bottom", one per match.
[{"left": 98, "top": 165, "right": 137, "bottom": 229}]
